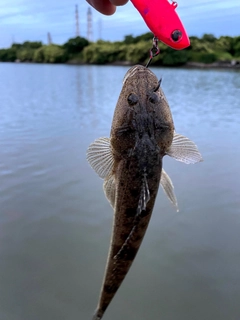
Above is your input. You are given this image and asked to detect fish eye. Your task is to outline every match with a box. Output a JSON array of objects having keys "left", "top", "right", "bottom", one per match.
[
  {"left": 171, "top": 30, "right": 182, "bottom": 42},
  {"left": 127, "top": 93, "right": 138, "bottom": 106},
  {"left": 149, "top": 92, "right": 159, "bottom": 104}
]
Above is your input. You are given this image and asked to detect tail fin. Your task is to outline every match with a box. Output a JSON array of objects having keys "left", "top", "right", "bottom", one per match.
[{"left": 92, "top": 310, "right": 102, "bottom": 320}]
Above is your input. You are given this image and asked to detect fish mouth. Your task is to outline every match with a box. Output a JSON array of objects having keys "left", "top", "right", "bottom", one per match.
[{"left": 123, "top": 65, "right": 153, "bottom": 85}]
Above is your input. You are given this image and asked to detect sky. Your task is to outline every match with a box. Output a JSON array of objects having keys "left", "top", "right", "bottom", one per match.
[{"left": 1, "top": 0, "right": 240, "bottom": 48}]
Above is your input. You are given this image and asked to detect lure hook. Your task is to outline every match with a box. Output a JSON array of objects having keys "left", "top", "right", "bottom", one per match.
[{"left": 146, "top": 36, "right": 160, "bottom": 68}]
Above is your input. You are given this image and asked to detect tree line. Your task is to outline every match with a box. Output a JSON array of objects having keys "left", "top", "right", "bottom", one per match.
[{"left": 0, "top": 33, "right": 240, "bottom": 66}]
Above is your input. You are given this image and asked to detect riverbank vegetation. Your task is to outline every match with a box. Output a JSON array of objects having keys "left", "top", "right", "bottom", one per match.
[{"left": 0, "top": 33, "right": 240, "bottom": 67}]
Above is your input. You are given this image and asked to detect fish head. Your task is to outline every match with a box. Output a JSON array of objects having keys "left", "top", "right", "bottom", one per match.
[{"left": 111, "top": 65, "right": 174, "bottom": 157}]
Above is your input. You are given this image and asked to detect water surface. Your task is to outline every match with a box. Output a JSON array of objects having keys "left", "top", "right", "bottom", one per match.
[{"left": 0, "top": 63, "right": 240, "bottom": 320}]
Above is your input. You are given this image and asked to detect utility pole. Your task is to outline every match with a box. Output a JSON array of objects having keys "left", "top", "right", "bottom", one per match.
[
  {"left": 47, "top": 32, "right": 52, "bottom": 45},
  {"left": 75, "top": 4, "right": 79, "bottom": 37},
  {"left": 87, "top": 7, "right": 93, "bottom": 41}
]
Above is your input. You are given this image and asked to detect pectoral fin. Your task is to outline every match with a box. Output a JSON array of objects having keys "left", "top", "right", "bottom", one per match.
[
  {"left": 166, "top": 132, "right": 203, "bottom": 164},
  {"left": 103, "top": 175, "right": 116, "bottom": 208},
  {"left": 87, "top": 137, "right": 114, "bottom": 179},
  {"left": 160, "top": 169, "right": 179, "bottom": 211}
]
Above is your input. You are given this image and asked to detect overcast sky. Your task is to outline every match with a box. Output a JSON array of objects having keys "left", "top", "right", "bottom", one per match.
[{"left": 1, "top": 0, "right": 240, "bottom": 48}]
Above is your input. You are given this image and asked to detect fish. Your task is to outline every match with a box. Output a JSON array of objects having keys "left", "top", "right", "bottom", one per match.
[
  {"left": 130, "top": 0, "right": 190, "bottom": 50},
  {"left": 87, "top": 65, "right": 202, "bottom": 320}
]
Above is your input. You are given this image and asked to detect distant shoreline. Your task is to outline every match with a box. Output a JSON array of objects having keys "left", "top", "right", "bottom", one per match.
[
  {"left": 184, "top": 61, "right": 240, "bottom": 69},
  {"left": 2, "top": 34, "right": 240, "bottom": 67}
]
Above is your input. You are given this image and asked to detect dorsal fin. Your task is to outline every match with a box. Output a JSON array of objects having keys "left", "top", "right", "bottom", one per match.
[
  {"left": 137, "top": 173, "right": 150, "bottom": 214},
  {"left": 87, "top": 137, "right": 114, "bottom": 179}
]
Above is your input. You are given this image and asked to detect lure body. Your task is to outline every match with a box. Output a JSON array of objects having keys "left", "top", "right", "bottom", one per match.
[{"left": 130, "top": 0, "right": 190, "bottom": 50}]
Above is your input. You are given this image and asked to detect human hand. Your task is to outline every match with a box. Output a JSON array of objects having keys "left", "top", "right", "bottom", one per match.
[{"left": 86, "top": 0, "right": 129, "bottom": 15}]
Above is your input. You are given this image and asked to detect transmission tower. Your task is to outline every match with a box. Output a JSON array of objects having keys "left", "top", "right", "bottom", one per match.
[
  {"left": 87, "top": 7, "right": 93, "bottom": 41},
  {"left": 47, "top": 32, "right": 52, "bottom": 45},
  {"left": 75, "top": 4, "right": 79, "bottom": 37}
]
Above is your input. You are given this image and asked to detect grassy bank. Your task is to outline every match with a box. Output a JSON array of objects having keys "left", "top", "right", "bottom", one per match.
[{"left": 1, "top": 33, "right": 240, "bottom": 67}]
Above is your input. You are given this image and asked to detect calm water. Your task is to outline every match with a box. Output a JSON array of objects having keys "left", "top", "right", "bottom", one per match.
[{"left": 0, "top": 63, "right": 240, "bottom": 320}]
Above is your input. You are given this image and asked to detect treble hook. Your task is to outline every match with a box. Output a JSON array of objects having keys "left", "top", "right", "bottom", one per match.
[{"left": 146, "top": 36, "right": 160, "bottom": 68}]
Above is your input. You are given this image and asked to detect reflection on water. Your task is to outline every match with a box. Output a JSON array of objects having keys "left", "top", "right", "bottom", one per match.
[{"left": 0, "top": 63, "right": 240, "bottom": 320}]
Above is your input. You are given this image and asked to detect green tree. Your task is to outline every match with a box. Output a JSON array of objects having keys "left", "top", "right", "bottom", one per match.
[
  {"left": 135, "top": 32, "right": 153, "bottom": 43},
  {"left": 232, "top": 36, "right": 240, "bottom": 57},
  {"left": 11, "top": 43, "right": 22, "bottom": 50},
  {"left": 0, "top": 48, "right": 17, "bottom": 61},
  {"left": 125, "top": 42, "right": 149, "bottom": 64},
  {"left": 63, "top": 36, "right": 89, "bottom": 54},
  {"left": 162, "top": 49, "right": 189, "bottom": 66},
  {"left": 123, "top": 32, "right": 153, "bottom": 44},
  {"left": 123, "top": 35, "right": 136, "bottom": 44},
  {"left": 32, "top": 45, "right": 66, "bottom": 63},
  {"left": 189, "top": 38, "right": 214, "bottom": 53},
  {"left": 215, "top": 36, "right": 233, "bottom": 53},
  {"left": 43, "top": 45, "right": 66, "bottom": 63},
  {"left": 83, "top": 42, "right": 127, "bottom": 64},
  {"left": 202, "top": 33, "right": 217, "bottom": 43},
  {"left": 22, "top": 41, "right": 42, "bottom": 49},
  {"left": 17, "top": 48, "right": 35, "bottom": 61},
  {"left": 33, "top": 47, "right": 45, "bottom": 62},
  {"left": 189, "top": 52, "right": 217, "bottom": 64}
]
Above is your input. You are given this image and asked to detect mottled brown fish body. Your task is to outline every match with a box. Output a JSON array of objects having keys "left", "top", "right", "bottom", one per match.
[
  {"left": 93, "top": 65, "right": 174, "bottom": 320},
  {"left": 94, "top": 159, "right": 162, "bottom": 319}
]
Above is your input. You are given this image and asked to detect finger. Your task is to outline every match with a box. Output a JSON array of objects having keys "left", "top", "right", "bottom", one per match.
[
  {"left": 86, "top": 0, "right": 116, "bottom": 15},
  {"left": 110, "top": 0, "right": 129, "bottom": 5}
]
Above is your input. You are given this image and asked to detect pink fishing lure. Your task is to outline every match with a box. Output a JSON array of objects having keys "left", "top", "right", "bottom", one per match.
[{"left": 130, "top": 0, "right": 190, "bottom": 50}]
